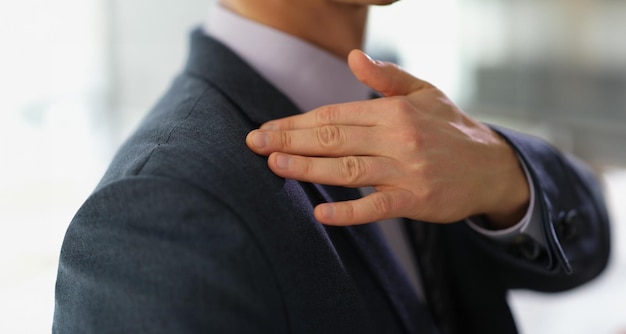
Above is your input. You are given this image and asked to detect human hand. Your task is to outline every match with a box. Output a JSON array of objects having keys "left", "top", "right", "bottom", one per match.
[
  {"left": 246, "top": 50, "right": 529, "bottom": 227},
  {"left": 330, "top": 0, "right": 398, "bottom": 5}
]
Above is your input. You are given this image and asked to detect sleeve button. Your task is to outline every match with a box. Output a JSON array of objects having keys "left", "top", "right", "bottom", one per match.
[{"left": 558, "top": 209, "right": 580, "bottom": 241}]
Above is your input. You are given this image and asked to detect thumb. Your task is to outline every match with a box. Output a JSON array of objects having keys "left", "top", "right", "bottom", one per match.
[{"left": 347, "top": 49, "right": 433, "bottom": 97}]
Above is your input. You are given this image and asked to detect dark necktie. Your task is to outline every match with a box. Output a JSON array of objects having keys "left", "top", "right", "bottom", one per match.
[
  {"left": 301, "top": 181, "right": 439, "bottom": 333},
  {"left": 405, "top": 221, "right": 459, "bottom": 334}
]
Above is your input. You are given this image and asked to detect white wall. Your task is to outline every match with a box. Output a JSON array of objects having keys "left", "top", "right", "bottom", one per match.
[
  {"left": 0, "top": 1, "right": 108, "bottom": 332},
  {"left": 106, "top": 0, "right": 209, "bottom": 145}
]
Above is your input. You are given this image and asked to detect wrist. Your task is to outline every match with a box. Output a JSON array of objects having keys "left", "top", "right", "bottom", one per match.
[{"left": 480, "top": 136, "right": 530, "bottom": 230}]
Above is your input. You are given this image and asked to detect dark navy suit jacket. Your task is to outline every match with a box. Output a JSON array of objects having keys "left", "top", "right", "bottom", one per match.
[{"left": 53, "top": 30, "right": 610, "bottom": 333}]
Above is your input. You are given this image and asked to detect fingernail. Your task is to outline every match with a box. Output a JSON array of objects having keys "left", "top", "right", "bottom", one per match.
[
  {"left": 362, "top": 52, "right": 374, "bottom": 62},
  {"left": 251, "top": 132, "right": 269, "bottom": 149},
  {"left": 362, "top": 52, "right": 381, "bottom": 65},
  {"left": 275, "top": 154, "right": 291, "bottom": 169},
  {"left": 261, "top": 122, "right": 278, "bottom": 130},
  {"left": 320, "top": 205, "right": 334, "bottom": 220}
]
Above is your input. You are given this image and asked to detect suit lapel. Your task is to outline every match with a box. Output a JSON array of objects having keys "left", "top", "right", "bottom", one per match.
[
  {"left": 186, "top": 30, "right": 437, "bottom": 333},
  {"left": 406, "top": 221, "right": 460, "bottom": 334},
  {"left": 313, "top": 184, "right": 438, "bottom": 334},
  {"left": 185, "top": 29, "right": 302, "bottom": 126}
]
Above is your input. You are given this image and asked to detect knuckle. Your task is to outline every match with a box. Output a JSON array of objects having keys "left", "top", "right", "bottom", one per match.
[
  {"left": 339, "top": 156, "right": 367, "bottom": 184},
  {"left": 398, "top": 127, "right": 421, "bottom": 149},
  {"left": 280, "top": 131, "right": 292, "bottom": 149},
  {"left": 403, "top": 162, "right": 422, "bottom": 183},
  {"left": 344, "top": 203, "right": 357, "bottom": 221},
  {"left": 372, "top": 195, "right": 393, "bottom": 216},
  {"left": 386, "top": 97, "right": 422, "bottom": 146},
  {"left": 316, "top": 105, "right": 340, "bottom": 125},
  {"left": 419, "top": 184, "right": 440, "bottom": 206},
  {"left": 391, "top": 97, "right": 414, "bottom": 117},
  {"left": 316, "top": 125, "right": 344, "bottom": 148},
  {"left": 304, "top": 158, "right": 315, "bottom": 175}
]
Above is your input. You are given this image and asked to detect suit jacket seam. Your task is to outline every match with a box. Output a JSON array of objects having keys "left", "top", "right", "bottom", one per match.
[{"left": 135, "top": 85, "right": 212, "bottom": 176}]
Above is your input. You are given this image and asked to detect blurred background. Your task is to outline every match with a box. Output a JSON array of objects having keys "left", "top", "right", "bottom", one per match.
[{"left": 0, "top": 0, "right": 624, "bottom": 332}]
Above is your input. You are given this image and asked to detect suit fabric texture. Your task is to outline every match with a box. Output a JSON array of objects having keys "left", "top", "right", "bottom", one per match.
[{"left": 53, "top": 30, "right": 611, "bottom": 334}]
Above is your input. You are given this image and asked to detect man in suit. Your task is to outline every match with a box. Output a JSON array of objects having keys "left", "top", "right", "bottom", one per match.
[{"left": 53, "top": 0, "right": 610, "bottom": 333}]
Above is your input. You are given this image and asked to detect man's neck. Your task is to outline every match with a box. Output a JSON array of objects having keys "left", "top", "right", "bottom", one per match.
[
  {"left": 220, "top": 1, "right": 368, "bottom": 58},
  {"left": 203, "top": 4, "right": 371, "bottom": 112}
]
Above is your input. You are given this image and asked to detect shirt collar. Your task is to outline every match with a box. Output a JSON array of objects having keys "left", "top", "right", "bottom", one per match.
[{"left": 203, "top": 4, "right": 370, "bottom": 112}]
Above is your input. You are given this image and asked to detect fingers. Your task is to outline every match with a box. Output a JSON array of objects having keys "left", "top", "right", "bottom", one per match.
[
  {"left": 260, "top": 98, "right": 386, "bottom": 131},
  {"left": 247, "top": 124, "right": 390, "bottom": 157},
  {"left": 329, "top": 0, "right": 397, "bottom": 5},
  {"left": 267, "top": 153, "right": 398, "bottom": 188},
  {"left": 347, "top": 49, "right": 433, "bottom": 97},
  {"left": 315, "top": 189, "right": 414, "bottom": 225}
]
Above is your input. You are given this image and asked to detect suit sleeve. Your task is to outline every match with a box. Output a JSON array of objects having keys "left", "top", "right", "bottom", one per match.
[
  {"left": 451, "top": 126, "right": 611, "bottom": 292},
  {"left": 53, "top": 176, "right": 289, "bottom": 333}
]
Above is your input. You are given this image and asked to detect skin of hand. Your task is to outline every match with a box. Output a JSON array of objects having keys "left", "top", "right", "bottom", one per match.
[
  {"left": 246, "top": 50, "right": 530, "bottom": 228},
  {"left": 330, "top": 0, "right": 397, "bottom": 4}
]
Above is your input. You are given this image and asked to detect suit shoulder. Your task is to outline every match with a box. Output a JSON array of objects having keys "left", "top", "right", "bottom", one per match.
[
  {"left": 97, "top": 73, "right": 260, "bottom": 192},
  {"left": 56, "top": 175, "right": 289, "bottom": 333}
]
